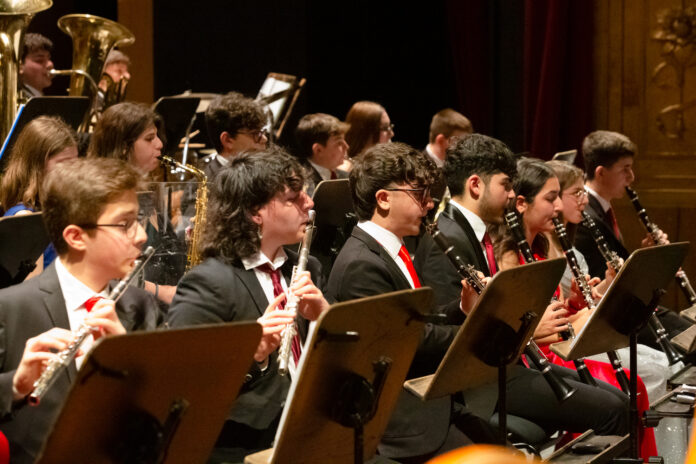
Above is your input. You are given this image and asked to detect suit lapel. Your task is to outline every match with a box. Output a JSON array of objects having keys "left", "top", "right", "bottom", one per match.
[
  {"left": 351, "top": 227, "right": 412, "bottom": 290},
  {"left": 585, "top": 193, "right": 629, "bottom": 256},
  {"left": 235, "top": 264, "right": 271, "bottom": 317},
  {"left": 38, "top": 265, "right": 77, "bottom": 381},
  {"left": 450, "top": 208, "right": 491, "bottom": 276}
]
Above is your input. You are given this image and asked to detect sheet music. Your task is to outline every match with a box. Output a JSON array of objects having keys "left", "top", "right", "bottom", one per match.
[{"left": 257, "top": 77, "right": 292, "bottom": 126}]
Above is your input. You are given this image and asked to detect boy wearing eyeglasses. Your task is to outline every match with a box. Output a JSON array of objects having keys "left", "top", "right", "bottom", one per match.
[
  {"left": 204, "top": 91, "right": 269, "bottom": 180},
  {"left": 326, "top": 142, "right": 493, "bottom": 463},
  {"left": 0, "top": 158, "right": 161, "bottom": 464}
]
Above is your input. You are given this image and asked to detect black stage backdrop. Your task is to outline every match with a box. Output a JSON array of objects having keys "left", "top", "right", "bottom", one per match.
[{"left": 27, "top": 0, "right": 594, "bottom": 159}]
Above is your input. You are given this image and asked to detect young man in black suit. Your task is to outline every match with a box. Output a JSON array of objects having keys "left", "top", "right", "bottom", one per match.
[
  {"left": 574, "top": 129, "right": 692, "bottom": 344},
  {"left": 203, "top": 92, "right": 269, "bottom": 179},
  {"left": 294, "top": 113, "right": 349, "bottom": 197},
  {"left": 327, "top": 142, "right": 494, "bottom": 463},
  {"left": 415, "top": 134, "right": 629, "bottom": 440},
  {"left": 0, "top": 158, "right": 161, "bottom": 464},
  {"left": 167, "top": 147, "right": 329, "bottom": 463}
]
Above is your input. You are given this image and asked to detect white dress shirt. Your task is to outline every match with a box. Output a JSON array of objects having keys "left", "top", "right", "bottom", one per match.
[
  {"left": 308, "top": 160, "right": 333, "bottom": 181},
  {"left": 54, "top": 258, "right": 109, "bottom": 368}
]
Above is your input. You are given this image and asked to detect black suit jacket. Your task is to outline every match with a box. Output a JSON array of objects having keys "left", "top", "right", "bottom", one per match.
[
  {"left": 415, "top": 206, "right": 490, "bottom": 306},
  {"left": 326, "top": 226, "right": 463, "bottom": 459},
  {"left": 167, "top": 248, "right": 321, "bottom": 431},
  {"left": 203, "top": 155, "right": 225, "bottom": 181},
  {"left": 0, "top": 264, "right": 161, "bottom": 464},
  {"left": 575, "top": 192, "right": 629, "bottom": 279}
]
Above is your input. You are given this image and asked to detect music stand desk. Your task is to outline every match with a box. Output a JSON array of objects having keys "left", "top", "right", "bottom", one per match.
[
  {"left": 37, "top": 322, "right": 262, "bottom": 464},
  {"left": 404, "top": 258, "right": 567, "bottom": 400},
  {"left": 550, "top": 243, "right": 689, "bottom": 361},
  {"left": 0, "top": 212, "right": 49, "bottom": 283},
  {"left": 312, "top": 179, "right": 352, "bottom": 227},
  {"left": 246, "top": 288, "right": 432, "bottom": 464}
]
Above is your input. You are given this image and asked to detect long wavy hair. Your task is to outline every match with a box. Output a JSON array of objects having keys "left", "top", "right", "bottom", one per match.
[
  {"left": 0, "top": 116, "right": 77, "bottom": 212},
  {"left": 200, "top": 146, "right": 305, "bottom": 262}
]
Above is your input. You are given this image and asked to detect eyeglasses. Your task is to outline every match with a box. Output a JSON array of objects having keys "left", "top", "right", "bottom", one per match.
[
  {"left": 384, "top": 187, "right": 431, "bottom": 207},
  {"left": 237, "top": 128, "right": 269, "bottom": 144},
  {"left": 564, "top": 189, "right": 588, "bottom": 203},
  {"left": 379, "top": 123, "right": 395, "bottom": 133},
  {"left": 79, "top": 216, "right": 145, "bottom": 240}
]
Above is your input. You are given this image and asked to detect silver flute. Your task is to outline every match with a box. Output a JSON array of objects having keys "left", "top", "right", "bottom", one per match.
[
  {"left": 28, "top": 246, "right": 155, "bottom": 406},
  {"left": 277, "top": 210, "right": 316, "bottom": 376}
]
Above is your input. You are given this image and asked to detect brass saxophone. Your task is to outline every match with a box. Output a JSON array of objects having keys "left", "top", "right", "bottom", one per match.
[
  {"left": 29, "top": 246, "right": 155, "bottom": 405},
  {"left": 158, "top": 155, "right": 208, "bottom": 270},
  {"left": 278, "top": 210, "right": 316, "bottom": 376}
]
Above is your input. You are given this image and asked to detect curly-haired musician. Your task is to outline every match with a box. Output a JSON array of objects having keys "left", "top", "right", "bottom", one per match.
[{"left": 167, "top": 147, "right": 329, "bottom": 463}]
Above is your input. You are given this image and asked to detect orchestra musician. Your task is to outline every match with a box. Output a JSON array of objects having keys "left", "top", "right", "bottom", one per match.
[
  {"left": 414, "top": 135, "right": 629, "bottom": 441},
  {"left": 0, "top": 158, "right": 161, "bottom": 464},
  {"left": 574, "top": 130, "right": 693, "bottom": 348},
  {"left": 293, "top": 112, "right": 349, "bottom": 197},
  {"left": 424, "top": 108, "right": 473, "bottom": 169},
  {"left": 166, "top": 147, "right": 329, "bottom": 463},
  {"left": 203, "top": 92, "right": 268, "bottom": 180},
  {"left": 18, "top": 33, "right": 54, "bottom": 100},
  {"left": 340, "top": 100, "right": 394, "bottom": 171},
  {"left": 0, "top": 116, "right": 78, "bottom": 279},
  {"left": 326, "top": 142, "right": 497, "bottom": 463}
]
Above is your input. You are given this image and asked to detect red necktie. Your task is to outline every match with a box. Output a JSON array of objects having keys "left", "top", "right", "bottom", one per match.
[
  {"left": 606, "top": 208, "right": 622, "bottom": 241},
  {"left": 330, "top": 171, "right": 337, "bottom": 180},
  {"left": 83, "top": 296, "right": 102, "bottom": 312},
  {"left": 398, "top": 246, "right": 421, "bottom": 288},
  {"left": 257, "top": 264, "right": 302, "bottom": 363},
  {"left": 482, "top": 232, "right": 497, "bottom": 276}
]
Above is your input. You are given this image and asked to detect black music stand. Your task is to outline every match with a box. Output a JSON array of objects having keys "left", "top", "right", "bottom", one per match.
[
  {"left": 0, "top": 96, "right": 89, "bottom": 170},
  {"left": 245, "top": 288, "right": 433, "bottom": 464},
  {"left": 0, "top": 212, "right": 49, "bottom": 288},
  {"left": 37, "top": 322, "right": 262, "bottom": 464},
  {"left": 404, "top": 258, "right": 567, "bottom": 444},
  {"left": 550, "top": 243, "right": 689, "bottom": 461},
  {"left": 310, "top": 179, "right": 355, "bottom": 279}
]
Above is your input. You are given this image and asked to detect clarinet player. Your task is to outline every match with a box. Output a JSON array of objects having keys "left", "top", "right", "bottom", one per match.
[{"left": 167, "top": 147, "right": 329, "bottom": 463}]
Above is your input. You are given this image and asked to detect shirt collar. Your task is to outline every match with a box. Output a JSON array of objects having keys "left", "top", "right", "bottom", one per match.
[
  {"left": 24, "top": 83, "right": 42, "bottom": 97},
  {"left": 425, "top": 145, "right": 444, "bottom": 168},
  {"left": 308, "top": 160, "right": 333, "bottom": 181},
  {"left": 449, "top": 199, "right": 488, "bottom": 242},
  {"left": 584, "top": 185, "right": 612, "bottom": 213},
  {"left": 357, "top": 220, "right": 403, "bottom": 261},
  {"left": 241, "top": 248, "right": 288, "bottom": 271},
  {"left": 54, "top": 257, "right": 108, "bottom": 312},
  {"left": 216, "top": 153, "right": 230, "bottom": 167}
]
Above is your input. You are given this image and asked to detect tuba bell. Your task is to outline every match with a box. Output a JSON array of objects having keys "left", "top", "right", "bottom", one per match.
[
  {"left": 0, "top": 0, "right": 52, "bottom": 144},
  {"left": 51, "top": 14, "right": 134, "bottom": 125}
]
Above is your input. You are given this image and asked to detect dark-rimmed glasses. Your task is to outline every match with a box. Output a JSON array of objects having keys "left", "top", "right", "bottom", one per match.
[
  {"left": 237, "top": 128, "right": 269, "bottom": 144},
  {"left": 79, "top": 217, "right": 145, "bottom": 240},
  {"left": 384, "top": 187, "right": 431, "bottom": 207}
]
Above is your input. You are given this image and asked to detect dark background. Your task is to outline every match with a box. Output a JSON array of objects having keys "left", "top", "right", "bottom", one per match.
[{"left": 30, "top": 0, "right": 593, "bottom": 159}]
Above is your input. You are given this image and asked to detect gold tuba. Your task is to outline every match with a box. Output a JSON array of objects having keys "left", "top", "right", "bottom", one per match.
[
  {"left": 52, "top": 14, "right": 133, "bottom": 124},
  {"left": 0, "top": 0, "right": 52, "bottom": 144}
]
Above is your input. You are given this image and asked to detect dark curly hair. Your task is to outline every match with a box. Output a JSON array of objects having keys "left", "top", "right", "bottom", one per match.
[
  {"left": 350, "top": 142, "right": 437, "bottom": 221},
  {"left": 205, "top": 92, "right": 266, "bottom": 152},
  {"left": 444, "top": 133, "right": 517, "bottom": 197},
  {"left": 200, "top": 146, "right": 305, "bottom": 262}
]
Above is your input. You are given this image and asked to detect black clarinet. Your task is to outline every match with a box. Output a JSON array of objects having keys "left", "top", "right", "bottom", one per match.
[
  {"left": 626, "top": 186, "right": 696, "bottom": 306},
  {"left": 425, "top": 218, "right": 576, "bottom": 402},
  {"left": 553, "top": 218, "right": 630, "bottom": 392},
  {"left": 504, "top": 211, "right": 596, "bottom": 388},
  {"left": 582, "top": 209, "right": 685, "bottom": 365}
]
